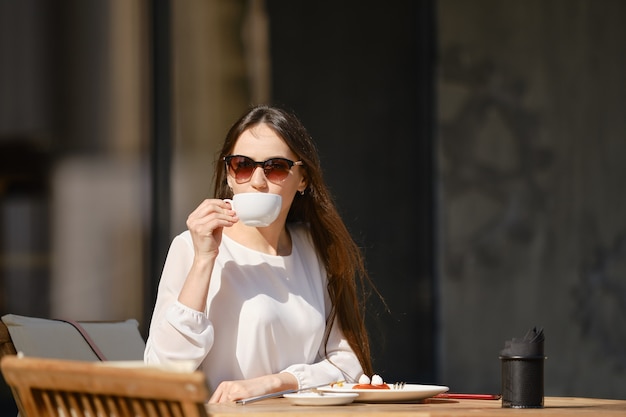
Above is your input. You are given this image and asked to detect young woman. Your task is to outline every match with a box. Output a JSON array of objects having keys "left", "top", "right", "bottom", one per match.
[{"left": 144, "top": 105, "right": 375, "bottom": 403}]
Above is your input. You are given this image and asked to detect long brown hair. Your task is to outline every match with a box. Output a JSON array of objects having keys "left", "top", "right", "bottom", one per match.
[{"left": 214, "top": 105, "right": 374, "bottom": 376}]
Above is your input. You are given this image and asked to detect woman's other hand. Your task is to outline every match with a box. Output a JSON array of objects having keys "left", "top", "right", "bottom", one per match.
[{"left": 208, "top": 372, "right": 298, "bottom": 404}]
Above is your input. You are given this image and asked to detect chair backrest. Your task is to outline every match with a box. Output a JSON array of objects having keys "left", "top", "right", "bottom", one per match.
[
  {"left": 1, "top": 314, "right": 146, "bottom": 361},
  {"left": 1, "top": 355, "right": 210, "bottom": 417}
]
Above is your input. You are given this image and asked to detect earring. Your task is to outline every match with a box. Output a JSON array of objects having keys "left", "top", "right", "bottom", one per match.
[{"left": 299, "top": 189, "right": 305, "bottom": 196}]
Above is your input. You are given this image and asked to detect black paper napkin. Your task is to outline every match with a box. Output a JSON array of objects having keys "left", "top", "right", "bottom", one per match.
[{"left": 500, "top": 327, "right": 544, "bottom": 358}]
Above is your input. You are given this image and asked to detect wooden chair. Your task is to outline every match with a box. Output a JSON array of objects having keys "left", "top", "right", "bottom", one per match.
[
  {"left": 1, "top": 355, "right": 210, "bottom": 417},
  {"left": 1, "top": 314, "right": 148, "bottom": 415}
]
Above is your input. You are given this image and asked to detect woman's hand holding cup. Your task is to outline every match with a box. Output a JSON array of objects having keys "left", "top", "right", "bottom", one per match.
[{"left": 186, "top": 198, "right": 238, "bottom": 258}]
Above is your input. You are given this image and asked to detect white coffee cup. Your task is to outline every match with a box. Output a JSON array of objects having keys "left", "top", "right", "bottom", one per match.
[{"left": 224, "top": 193, "right": 282, "bottom": 227}]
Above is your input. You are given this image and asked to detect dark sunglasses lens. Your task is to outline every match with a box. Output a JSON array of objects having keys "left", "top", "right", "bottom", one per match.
[
  {"left": 264, "top": 159, "right": 292, "bottom": 182},
  {"left": 228, "top": 156, "right": 255, "bottom": 181}
]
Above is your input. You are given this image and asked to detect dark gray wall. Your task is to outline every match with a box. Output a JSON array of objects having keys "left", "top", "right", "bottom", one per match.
[{"left": 438, "top": 0, "right": 626, "bottom": 399}]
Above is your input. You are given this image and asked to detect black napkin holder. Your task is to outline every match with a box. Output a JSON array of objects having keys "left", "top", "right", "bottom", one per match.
[{"left": 499, "top": 327, "right": 546, "bottom": 408}]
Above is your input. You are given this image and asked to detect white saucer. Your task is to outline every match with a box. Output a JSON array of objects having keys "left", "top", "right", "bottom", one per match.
[{"left": 283, "top": 392, "right": 358, "bottom": 406}]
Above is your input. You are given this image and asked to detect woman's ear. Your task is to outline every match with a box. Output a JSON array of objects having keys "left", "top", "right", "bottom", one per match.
[{"left": 297, "top": 177, "right": 308, "bottom": 195}]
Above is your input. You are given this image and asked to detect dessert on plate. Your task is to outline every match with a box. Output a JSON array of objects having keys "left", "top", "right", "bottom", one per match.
[{"left": 353, "top": 374, "right": 390, "bottom": 389}]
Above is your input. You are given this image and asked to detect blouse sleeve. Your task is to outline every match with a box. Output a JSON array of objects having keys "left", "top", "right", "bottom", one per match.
[
  {"left": 144, "top": 233, "right": 214, "bottom": 367},
  {"left": 281, "top": 316, "right": 364, "bottom": 389}
]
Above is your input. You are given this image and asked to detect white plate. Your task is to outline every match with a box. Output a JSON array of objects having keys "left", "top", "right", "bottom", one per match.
[
  {"left": 318, "top": 383, "right": 449, "bottom": 402},
  {"left": 283, "top": 392, "right": 358, "bottom": 406}
]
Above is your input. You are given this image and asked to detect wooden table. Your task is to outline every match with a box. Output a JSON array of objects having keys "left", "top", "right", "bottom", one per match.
[{"left": 207, "top": 396, "right": 626, "bottom": 416}]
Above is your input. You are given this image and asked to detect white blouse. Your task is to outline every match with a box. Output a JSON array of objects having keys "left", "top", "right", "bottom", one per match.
[{"left": 144, "top": 223, "right": 363, "bottom": 392}]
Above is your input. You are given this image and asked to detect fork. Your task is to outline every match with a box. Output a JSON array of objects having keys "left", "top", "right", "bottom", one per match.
[{"left": 393, "top": 382, "right": 406, "bottom": 390}]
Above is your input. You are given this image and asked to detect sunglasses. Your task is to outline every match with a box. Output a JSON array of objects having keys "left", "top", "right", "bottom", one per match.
[{"left": 224, "top": 155, "right": 303, "bottom": 184}]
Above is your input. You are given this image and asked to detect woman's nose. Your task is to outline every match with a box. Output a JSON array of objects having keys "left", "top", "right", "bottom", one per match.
[{"left": 249, "top": 166, "right": 268, "bottom": 187}]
